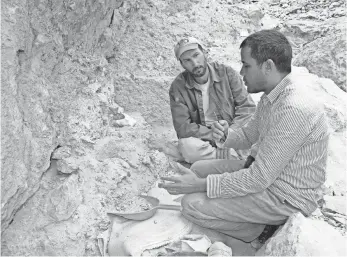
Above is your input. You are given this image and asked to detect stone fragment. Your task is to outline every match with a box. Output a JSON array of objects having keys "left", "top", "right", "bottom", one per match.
[
  {"left": 109, "top": 105, "right": 124, "bottom": 115},
  {"left": 260, "top": 14, "right": 281, "bottom": 29},
  {"left": 112, "top": 113, "right": 137, "bottom": 127},
  {"left": 46, "top": 174, "right": 83, "bottom": 221},
  {"left": 56, "top": 157, "right": 79, "bottom": 174},
  {"left": 256, "top": 212, "right": 347, "bottom": 256},
  {"left": 52, "top": 146, "right": 72, "bottom": 160}
]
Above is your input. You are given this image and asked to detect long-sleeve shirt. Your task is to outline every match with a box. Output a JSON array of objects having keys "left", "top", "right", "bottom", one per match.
[
  {"left": 207, "top": 73, "right": 329, "bottom": 216},
  {"left": 169, "top": 62, "right": 256, "bottom": 140}
]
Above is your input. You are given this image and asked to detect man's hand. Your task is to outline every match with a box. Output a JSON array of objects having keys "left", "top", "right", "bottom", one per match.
[
  {"left": 211, "top": 120, "right": 228, "bottom": 142},
  {"left": 158, "top": 162, "right": 207, "bottom": 195}
]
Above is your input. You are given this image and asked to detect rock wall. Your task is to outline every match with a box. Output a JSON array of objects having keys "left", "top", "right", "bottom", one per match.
[{"left": 1, "top": 0, "right": 123, "bottom": 232}]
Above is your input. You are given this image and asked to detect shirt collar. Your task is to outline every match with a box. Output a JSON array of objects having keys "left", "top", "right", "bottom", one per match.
[
  {"left": 266, "top": 73, "right": 292, "bottom": 104},
  {"left": 185, "top": 63, "right": 221, "bottom": 89}
]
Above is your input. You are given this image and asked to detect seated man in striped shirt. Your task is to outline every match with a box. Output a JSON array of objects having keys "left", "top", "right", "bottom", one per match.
[{"left": 159, "top": 30, "right": 329, "bottom": 244}]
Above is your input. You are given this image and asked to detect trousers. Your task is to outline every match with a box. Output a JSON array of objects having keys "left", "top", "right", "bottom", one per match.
[{"left": 180, "top": 159, "right": 302, "bottom": 242}]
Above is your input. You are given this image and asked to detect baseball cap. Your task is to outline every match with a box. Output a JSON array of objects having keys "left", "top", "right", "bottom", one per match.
[{"left": 174, "top": 37, "right": 204, "bottom": 60}]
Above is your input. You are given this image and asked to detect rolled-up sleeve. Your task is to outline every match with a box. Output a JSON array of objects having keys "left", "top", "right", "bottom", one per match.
[{"left": 207, "top": 104, "right": 310, "bottom": 198}]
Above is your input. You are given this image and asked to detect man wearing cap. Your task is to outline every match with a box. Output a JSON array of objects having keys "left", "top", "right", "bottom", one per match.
[{"left": 166, "top": 37, "right": 256, "bottom": 164}]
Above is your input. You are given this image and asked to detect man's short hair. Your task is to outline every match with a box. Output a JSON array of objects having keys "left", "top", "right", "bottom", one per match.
[{"left": 240, "top": 30, "right": 292, "bottom": 73}]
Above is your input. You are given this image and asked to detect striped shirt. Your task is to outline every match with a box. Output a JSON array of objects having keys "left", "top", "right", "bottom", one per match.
[{"left": 207, "top": 73, "right": 329, "bottom": 216}]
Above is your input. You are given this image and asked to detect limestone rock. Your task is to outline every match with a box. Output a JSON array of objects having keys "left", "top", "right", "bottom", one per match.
[
  {"left": 256, "top": 212, "right": 347, "bottom": 256},
  {"left": 1, "top": 0, "right": 123, "bottom": 232},
  {"left": 56, "top": 157, "right": 79, "bottom": 174},
  {"left": 323, "top": 195, "right": 347, "bottom": 215},
  {"left": 292, "top": 67, "right": 346, "bottom": 129},
  {"left": 294, "top": 33, "right": 346, "bottom": 92},
  {"left": 260, "top": 14, "right": 281, "bottom": 29},
  {"left": 112, "top": 113, "right": 137, "bottom": 127},
  {"left": 52, "top": 146, "right": 72, "bottom": 160},
  {"left": 46, "top": 173, "right": 83, "bottom": 222}
]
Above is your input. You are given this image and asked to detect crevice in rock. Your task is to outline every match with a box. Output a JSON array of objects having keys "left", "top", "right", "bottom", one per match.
[
  {"left": 109, "top": 10, "right": 115, "bottom": 27},
  {"left": 16, "top": 49, "right": 26, "bottom": 67}
]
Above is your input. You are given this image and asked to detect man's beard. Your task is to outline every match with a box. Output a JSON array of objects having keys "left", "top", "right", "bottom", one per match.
[{"left": 191, "top": 65, "right": 207, "bottom": 77}]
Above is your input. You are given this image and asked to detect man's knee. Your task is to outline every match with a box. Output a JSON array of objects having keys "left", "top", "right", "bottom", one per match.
[
  {"left": 178, "top": 137, "right": 215, "bottom": 163},
  {"left": 181, "top": 193, "right": 207, "bottom": 218}
]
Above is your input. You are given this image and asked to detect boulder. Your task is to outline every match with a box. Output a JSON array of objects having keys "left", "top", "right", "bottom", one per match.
[
  {"left": 294, "top": 33, "right": 346, "bottom": 92},
  {"left": 256, "top": 212, "right": 347, "bottom": 256},
  {"left": 291, "top": 67, "right": 347, "bottom": 196},
  {"left": 56, "top": 158, "right": 79, "bottom": 174}
]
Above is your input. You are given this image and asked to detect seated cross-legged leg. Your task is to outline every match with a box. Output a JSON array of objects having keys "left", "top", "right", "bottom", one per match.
[
  {"left": 180, "top": 160, "right": 300, "bottom": 242},
  {"left": 178, "top": 137, "right": 239, "bottom": 164}
]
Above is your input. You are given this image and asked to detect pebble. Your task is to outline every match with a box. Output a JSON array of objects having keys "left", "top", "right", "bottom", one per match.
[{"left": 329, "top": 2, "right": 341, "bottom": 8}]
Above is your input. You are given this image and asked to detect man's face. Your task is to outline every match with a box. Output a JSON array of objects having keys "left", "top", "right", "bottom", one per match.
[
  {"left": 240, "top": 46, "right": 267, "bottom": 94},
  {"left": 179, "top": 48, "right": 207, "bottom": 77}
]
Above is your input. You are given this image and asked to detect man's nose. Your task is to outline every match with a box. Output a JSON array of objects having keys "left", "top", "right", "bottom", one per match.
[{"left": 240, "top": 66, "right": 244, "bottom": 76}]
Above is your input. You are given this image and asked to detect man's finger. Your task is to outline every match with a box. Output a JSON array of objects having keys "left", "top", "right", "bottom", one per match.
[
  {"left": 160, "top": 176, "right": 180, "bottom": 182},
  {"left": 167, "top": 190, "right": 180, "bottom": 195},
  {"left": 213, "top": 129, "right": 224, "bottom": 137},
  {"left": 212, "top": 121, "right": 224, "bottom": 131},
  {"left": 158, "top": 183, "right": 179, "bottom": 190}
]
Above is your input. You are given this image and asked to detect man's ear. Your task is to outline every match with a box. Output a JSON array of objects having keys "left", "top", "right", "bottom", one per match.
[{"left": 263, "top": 59, "right": 275, "bottom": 74}]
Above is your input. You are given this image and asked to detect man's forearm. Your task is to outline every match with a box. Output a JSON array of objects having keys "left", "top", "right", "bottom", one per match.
[{"left": 176, "top": 123, "right": 212, "bottom": 141}]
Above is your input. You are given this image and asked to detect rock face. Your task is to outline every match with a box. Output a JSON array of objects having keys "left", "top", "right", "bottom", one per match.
[
  {"left": 294, "top": 33, "right": 346, "bottom": 92},
  {"left": 1, "top": 0, "right": 123, "bottom": 232},
  {"left": 291, "top": 67, "right": 347, "bottom": 197},
  {"left": 256, "top": 212, "right": 347, "bottom": 256}
]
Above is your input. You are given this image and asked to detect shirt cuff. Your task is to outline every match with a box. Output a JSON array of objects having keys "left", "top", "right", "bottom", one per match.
[{"left": 206, "top": 174, "right": 221, "bottom": 198}]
